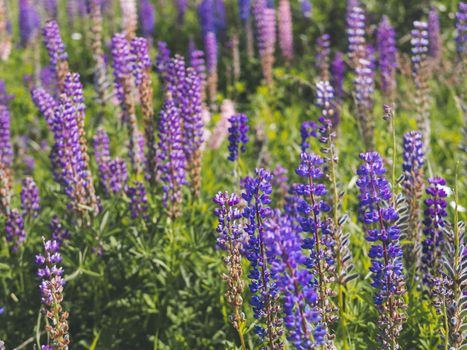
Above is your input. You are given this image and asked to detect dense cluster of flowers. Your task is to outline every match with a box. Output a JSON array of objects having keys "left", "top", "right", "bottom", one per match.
[
  {"left": 42, "top": 20, "right": 69, "bottom": 91},
  {"left": 227, "top": 114, "right": 249, "bottom": 162},
  {"left": 20, "top": 177, "right": 40, "bottom": 218},
  {"left": 36, "top": 239, "right": 70, "bottom": 349},
  {"left": 5, "top": 209, "right": 27, "bottom": 252},
  {"left": 357, "top": 152, "right": 406, "bottom": 349},
  {"left": 376, "top": 16, "right": 397, "bottom": 100},
  {"left": 19, "top": 0, "right": 40, "bottom": 46},
  {"left": 331, "top": 51, "right": 345, "bottom": 102},
  {"left": 125, "top": 181, "right": 148, "bottom": 219},
  {"left": 140, "top": 0, "right": 155, "bottom": 39}
]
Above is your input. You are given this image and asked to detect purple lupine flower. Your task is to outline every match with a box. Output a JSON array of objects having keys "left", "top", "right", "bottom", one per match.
[
  {"left": 111, "top": 33, "right": 142, "bottom": 173},
  {"left": 190, "top": 49, "right": 206, "bottom": 89},
  {"left": 213, "top": 191, "right": 246, "bottom": 334},
  {"left": 108, "top": 158, "right": 128, "bottom": 194},
  {"left": 316, "top": 33, "right": 330, "bottom": 80},
  {"left": 227, "top": 114, "right": 249, "bottom": 162},
  {"left": 238, "top": 0, "right": 250, "bottom": 21},
  {"left": 411, "top": 21, "right": 431, "bottom": 151},
  {"left": 357, "top": 152, "right": 406, "bottom": 348},
  {"left": 125, "top": 180, "right": 148, "bottom": 219},
  {"left": 130, "top": 36, "right": 151, "bottom": 88},
  {"left": 421, "top": 177, "right": 447, "bottom": 288},
  {"left": 204, "top": 31, "right": 218, "bottom": 101},
  {"left": 155, "top": 41, "right": 171, "bottom": 84},
  {"left": 0, "top": 105, "right": 12, "bottom": 167},
  {"left": 346, "top": 5, "right": 366, "bottom": 63},
  {"left": 198, "top": 0, "right": 215, "bottom": 35},
  {"left": 278, "top": 0, "right": 293, "bottom": 63},
  {"left": 157, "top": 94, "right": 186, "bottom": 218},
  {"left": 5, "top": 209, "right": 26, "bottom": 252},
  {"left": 50, "top": 215, "right": 71, "bottom": 245},
  {"left": 175, "top": 0, "right": 188, "bottom": 22},
  {"left": 39, "top": 65, "right": 57, "bottom": 94},
  {"left": 455, "top": 2, "right": 467, "bottom": 55},
  {"left": 31, "top": 87, "right": 58, "bottom": 129},
  {"left": 140, "top": 0, "right": 155, "bottom": 38},
  {"left": 166, "top": 55, "right": 187, "bottom": 109},
  {"left": 242, "top": 168, "right": 283, "bottom": 347},
  {"left": 18, "top": 0, "right": 40, "bottom": 46},
  {"left": 331, "top": 52, "right": 345, "bottom": 102},
  {"left": 215, "top": 0, "right": 226, "bottom": 32},
  {"left": 36, "top": 239, "right": 70, "bottom": 349},
  {"left": 255, "top": 1, "right": 276, "bottom": 85},
  {"left": 376, "top": 16, "right": 397, "bottom": 100},
  {"left": 300, "top": 120, "right": 318, "bottom": 152},
  {"left": 20, "top": 177, "right": 40, "bottom": 218},
  {"left": 266, "top": 213, "right": 325, "bottom": 348},
  {"left": 428, "top": 6, "right": 441, "bottom": 61},
  {"left": 42, "top": 20, "right": 69, "bottom": 91},
  {"left": 294, "top": 152, "right": 336, "bottom": 343},
  {"left": 354, "top": 45, "right": 375, "bottom": 150},
  {"left": 301, "top": 0, "right": 312, "bottom": 19},
  {"left": 402, "top": 131, "right": 424, "bottom": 276}
]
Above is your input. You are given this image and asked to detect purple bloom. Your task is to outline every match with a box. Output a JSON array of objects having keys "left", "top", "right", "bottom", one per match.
[
  {"left": 278, "top": 0, "right": 293, "bottom": 63},
  {"left": 300, "top": 120, "right": 318, "bottom": 152},
  {"left": 0, "top": 105, "right": 12, "bottom": 167},
  {"left": 125, "top": 180, "right": 148, "bottom": 219},
  {"left": 108, "top": 158, "right": 128, "bottom": 194},
  {"left": 20, "top": 177, "right": 40, "bottom": 218},
  {"left": 205, "top": 31, "right": 218, "bottom": 74},
  {"left": 266, "top": 213, "right": 324, "bottom": 348},
  {"left": 421, "top": 177, "right": 448, "bottom": 287},
  {"left": 255, "top": 2, "right": 276, "bottom": 84},
  {"left": 157, "top": 94, "right": 186, "bottom": 217},
  {"left": 316, "top": 34, "right": 330, "bottom": 80},
  {"left": 227, "top": 114, "right": 249, "bottom": 162},
  {"left": 198, "top": 0, "right": 215, "bottom": 35},
  {"left": 331, "top": 51, "right": 345, "bottom": 101},
  {"left": 346, "top": 5, "right": 366, "bottom": 62},
  {"left": 301, "top": 0, "right": 312, "bottom": 18},
  {"left": 455, "top": 2, "right": 467, "bottom": 54},
  {"left": 190, "top": 49, "right": 206, "bottom": 88},
  {"left": 5, "top": 209, "right": 26, "bottom": 252},
  {"left": 428, "top": 6, "right": 441, "bottom": 61},
  {"left": 50, "top": 215, "right": 71, "bottom": 245},
  {"left": 36, "top": 239, "right": 70, "bottom": 349},
  {"left": 19, "top": 0, "right": 40, "bottom": 46},
  {"left": 376, "top": 16, "right": 397, "bottom": 99},
  {"left": 411, "top": 21, "right": 429, "bottom": 80},
  {"left": 357, "top": 152, "right": 406, "bottom": 347},
  {"left": 130, "top": 37, "right": 151, "bottom": 87},
  {"left": 213, "top": 191, "right": 243, "bottom": 251},
  {"left": 42, "top": 20, "right": 69, "bottom": 90},
  {"left": 238, "top": 0, "right": 250, "bottom": 21},
  {"left": 215, "top": 0, "right": 226, "bottom": 32},
  {"left": 140, "top": 0, "right": 155, "bottom": 38},
  {"left": 242, "top": 168, "right": 282, "bottom": 347},
  {"left": 155, "top": 41, "right": 171, "bottom": 84}
]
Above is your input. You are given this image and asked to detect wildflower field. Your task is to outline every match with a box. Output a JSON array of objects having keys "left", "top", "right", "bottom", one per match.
[{"left": 0, "top": 0, "right": 466, "bottom": 349}]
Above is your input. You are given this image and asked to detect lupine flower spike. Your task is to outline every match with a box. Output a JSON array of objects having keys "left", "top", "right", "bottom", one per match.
[
  {"left": 20, "top": 177, "right": 40, "bottom": 219},
  {"left": 411, "top": 21, "right": 431, "bottom": 152},
  {"left": 213, "top": 192, "right": 247, "bottom": 348},
  {"left": 316, "top": 34, "right": 330, "bottom": 81},
  {"left": 242, "top": 168, "right": 283, "bottom": 348},
  {"left": 428, "top": 6, "right": 441, "bottom": 65},
  {"left": 331, "top": 51, "right": 345, "bottom": 103},
  {"left": 125, "top": 181, "right": 148, "bottom": 219},
  {"left": 255, "top": 0, "right": 276, "bottom": 86},
  {"left": 227, "top": 114, "right": 249, "bottom": 162},
  {"left": 36, "top": 239, "right": 70, "bottom": 349},
  {"left": 357, "top": 152, "right": 407, "bottom": 349},
  {"left": 5, "top": 209, "right": 27, "bottom": 252},
  {"left": 43, "top": 20, "right": 69, "bottom": 92},
  {"left": 401, "top": 131, "right": 424, "bottom": 282},
  {"left": 295, "top": 152, "right": 337, "bottom": 347},
  {"left": 278, "top": 0, "right": 293, "bottom": 64},
  {"left": 376, "top": 16, "right": 397, "bottom": 102}
]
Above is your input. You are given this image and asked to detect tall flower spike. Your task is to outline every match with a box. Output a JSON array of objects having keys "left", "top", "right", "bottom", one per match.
[
  {"left": 190, "top": 49, "right": 207, "bottom": 95},
  {"left": 43, "top": 20, "right": 69, "bottom": 92},
  {"left": 331, "top": 51, "right": 345, "bottom": 102},
  {"left": 36, "top": 239, "right": 70, "bottom": 349},
  {"left": 157, "top": 94, "right": 186, "bottom": 218},
  {"left": 295, "top": 152, "right": 337, "bottom": 346},
  {"left": 242, "top": 168, "right": 283, "bottom": 348},
  {"left": 353, "top": 45, "right": 375, "bottom": 150},
  {"left": 421, "top": 177, "right": 447, "bottom": 290},
  {"left": 278, "top": 0, "right": 293, "bottom": 64},
  {"left": 376, "top": 16, "right": 397, "bottom": 101},
  {"left": 21, "top": 177, "right": 40, "bottom": 218},
  {"left": 120, "top": 0, "right": 137, "bottom": 39},
  {"left": 357, "top": 152, "right": 407, "bottom": 349},
  {"left": 125, "top": 180, "right": 148, "bottom": 219},
  {"left": 181, "top": 68, "right": 204, "bottom": 197},
  {"left": 19, "top": 0, "right": 40, "bottom": 47},
  {"left": 266, "top": 213, "right": 325, "bottom": 349},
  {"left": 428, "top": 6, "right": 441, "bottom": 64},
  {"left": 411, "top": 21, "right": 431, "bottom": 152},
  {"left": 255, "top": 2, "right": 276, "bottom": 86},
  {"left": 213, "top": 192, "right": 247, "bottom": 347},
  {"left": 227, "top": 114, "right": 249, "bottom": 162},
  {"left": 205, "top": 31, "right": 218, "bottom": 103},
  {"left": 131, "top": 37, "right": 157, "bottom": 185},
  {"left": 0, "top": 104, "right": 12, "bottom": 216},
  {"left": 111, "top": 33, "right": 142, "bottom": 173},
  {"left": 316, "top": 34, "right": 331, "bottom": 81},
  {"left": 401, "top": 131, "right": 424, "bottom": 281},
  {"left": 155, "top": 41, "right": 171, "bottom": 86},
  {"left": 140, "top": 0, "right": 155, "bottom": 39},
  {"left": 346, "top": 5, "right": 366, "bottom": 66},
  {"left": 5, "top": 209, "right": 27, "bottom": 252}
]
